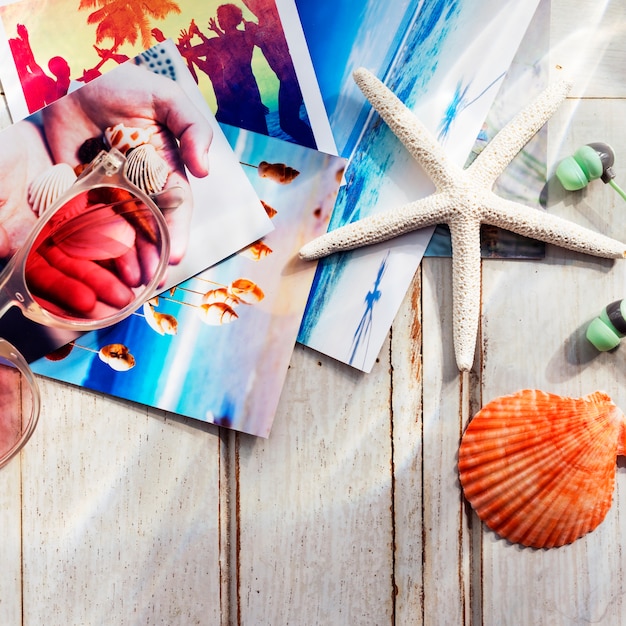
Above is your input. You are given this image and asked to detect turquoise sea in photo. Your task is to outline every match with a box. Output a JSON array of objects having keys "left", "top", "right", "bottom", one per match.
[{"left": 297, "top": 0, "right": 462, "bottom": 345}]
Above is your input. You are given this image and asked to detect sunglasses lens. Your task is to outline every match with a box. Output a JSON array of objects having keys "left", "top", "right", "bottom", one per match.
[
  {"left": 24, "top": 186, "right": 167, "bottom": 323},
  {"left": 0, "top": 355, "right": 37, "bottom": 468}
]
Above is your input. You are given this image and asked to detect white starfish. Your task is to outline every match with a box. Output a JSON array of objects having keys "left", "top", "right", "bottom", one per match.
[{"left": 299, "top": 67, "right": 626, "bottom": 372}]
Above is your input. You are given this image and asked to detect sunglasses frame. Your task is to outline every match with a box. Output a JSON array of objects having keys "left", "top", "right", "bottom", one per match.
[{"left": 0, "top": 147, "right": 171, "bottom": 468}]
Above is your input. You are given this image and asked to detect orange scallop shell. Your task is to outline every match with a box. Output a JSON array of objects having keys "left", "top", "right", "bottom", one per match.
[
  {"left": 458, "top": 389, "right": 626, "bottom": 548},
  {"left": 98, "top": 343, "right": 135, "bottom": 371}
]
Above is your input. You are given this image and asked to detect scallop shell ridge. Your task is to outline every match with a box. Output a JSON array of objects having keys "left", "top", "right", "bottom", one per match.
[
  {"left": 458, "top": 389, "right": 626, "bottom": 548},
  {"left": 125, "top": 144, "right": 169, "bottom": 194},
  {"left": 28, "top": 163, "right": 77, "bottom": 216}
]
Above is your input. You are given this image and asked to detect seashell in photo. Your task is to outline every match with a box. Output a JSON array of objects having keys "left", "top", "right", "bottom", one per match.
[
  {"left": 257, "top": 160, "right": 300, "bottom": 184},
  {"left": 28, "top": 163, "right": 77, "bottom": 216},
  {"left": 239, "top": 240, "right": 273, "bottom": 262},
  {"left": 142, "top": 302, "right": 178, "bottom": 336},
  {"left": 44, "top": 342, "right": 74, "bottom": 361},
  {"left": 125, "top": 144, "right": 170, "bottom": 194},
  {"left": 458, "top": 389, "right": 626, "bottom": 549},
  {"left": 78, "top": 136, "right": 108, "bottom": 165},
  {"left": 202, "top": 287, "right": 240, "bottom": 308},
  {"left": 260, "top": 200, "right": 277, "bottom": 218},
  {"left": 227, "top": 278, "right": 264, "bottom": 304},
  {"left": 104, "top": 123, "right": 152, "bottom": 154},
  {"left": 197, "top": 302, "right": 238, "bottom": 325},
  {"left": 98, "top": 343, "right": 136, "bottom": 371}
]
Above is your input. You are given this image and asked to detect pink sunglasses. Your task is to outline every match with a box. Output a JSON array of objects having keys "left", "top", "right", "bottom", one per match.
[{"left": 0, "top": 148, "right": 171, "bottom": 468}]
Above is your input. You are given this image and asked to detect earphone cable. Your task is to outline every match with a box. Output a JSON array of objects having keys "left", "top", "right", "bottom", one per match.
[{"left": 609, "top": 179, "right": 626, "bottom": 203}]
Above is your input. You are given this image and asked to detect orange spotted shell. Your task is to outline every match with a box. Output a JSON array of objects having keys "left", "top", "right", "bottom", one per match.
[
  {"left": 257, "top": 161, "right": 300, "bottom": 184},
  {"left": 458, "top": 389, "right": 626, "bottom": 548},
  {"left": 228, "top": 278, "right": 264, "bottom": 304},
  {"left": 104, "top": 123, "right": 152, "bottom": 154}
]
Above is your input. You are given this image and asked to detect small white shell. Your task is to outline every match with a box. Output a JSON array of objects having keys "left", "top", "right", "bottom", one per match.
[
  {"left": 98, "top": 343, "right": 135, "bottom": 371},
  {"left": 125, "top": 144, "right": 170, "bottom": 194},
  {"left": 227, "top": 278, "right": 264, "bottom": 304},
  {"left": 201, "top": 287, "right": 240, "bottom": 308},
  {"left": 28, "top": 163, "right": 77, "bottom": 216},
  {"left": 104, "top": 123, "right": 152, "bottom": 154},
  {"left": 197, "top": 302, "right": 238, "bottom": 325},
  {"left": 142, "top": 302, "right": 178, "bottom": 336}
]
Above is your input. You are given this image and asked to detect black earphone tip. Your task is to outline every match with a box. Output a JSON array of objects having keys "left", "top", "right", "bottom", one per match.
[
  {"left": 601, "top": 165, "right": 616, "bottom": 183},
  {"left": 587, "top": 142, "right": 616, "bottom": 182}
]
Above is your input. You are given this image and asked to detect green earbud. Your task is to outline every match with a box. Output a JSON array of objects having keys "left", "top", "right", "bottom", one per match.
[
  {"left": 586, "top": 299, "right": 626, "bottom": 351},
  {"left": 556, "top": 143, "right": 615, "bottom": 191}
]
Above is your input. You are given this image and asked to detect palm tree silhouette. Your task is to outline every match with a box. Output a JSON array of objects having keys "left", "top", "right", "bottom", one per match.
[
  {"left": 79, "top": 0, "right": 181, "bottom": 51},
  {"left": 348, "top": 251, "right": 389, "bottom": 369}
]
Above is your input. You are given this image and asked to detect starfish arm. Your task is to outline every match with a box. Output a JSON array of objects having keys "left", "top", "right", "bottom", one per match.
[
  {"left": 469, "top": 77, "right": 572, "bottom": 187},
  {"left": 485, "top": 196, "right": 626, "bottom": 258},
  {"left": 353, "top": 67, "right": 462, "bottom": 190},
  {"left": 448, "top": 219, "right": 482, "bottom": 372},
  {"left": 299, "top": 193, "right": 451, "bottom": 260}
]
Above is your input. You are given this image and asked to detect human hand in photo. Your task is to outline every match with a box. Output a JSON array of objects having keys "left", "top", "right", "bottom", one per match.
[
  {"left": 24, "top": 236, "right": 136, "bottom": 320},
  {"left": 24, "top": 186, "right": 165, "bottom": 320},
  {"left": 0, "top": 122, "right": 141, "bottom": 320},
  {"left": 41, "top": 62, "right": 214, "bottom": 265},
  {"left": 0, "top": 120, "right": 55, "bottom": 261}
]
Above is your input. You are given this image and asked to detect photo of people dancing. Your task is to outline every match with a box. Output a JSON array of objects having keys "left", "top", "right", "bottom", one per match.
[
  {"left": 5, "top": 0, "right": 316, "bottom": 149},
  {"left": 162, "top": 1, "right": 317, "bottom": 147}
]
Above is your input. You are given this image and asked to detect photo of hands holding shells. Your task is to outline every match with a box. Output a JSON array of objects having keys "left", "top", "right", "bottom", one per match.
[{"left": 0, "top": 40, "right": 272, "bottom": 363}]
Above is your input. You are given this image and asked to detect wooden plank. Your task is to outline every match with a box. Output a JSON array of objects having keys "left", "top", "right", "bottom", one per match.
[
  {"left": 236, "top": 344, "right": 395, "bottom": 624},
  {"left": 219, "top": 428, "right": 238, "bottom": 626},
  {"left": 390, "top": 274, "right": 425, "bottom": 624},
  {"left": 20, "top": 378, "right": 223, "bottom": 625},
  {"left": 0, "top": 451, "right": 23, "bottom": 624},
  {"left": 550, "top": 0, "right": 626, "bottom": 98},
  {"left": 2, "top": 0, "right": 626, "bottom": 623},
  {"left": 479, "top": 256, "right": 626, "bottom": 625},
  {"left": 420, "top": 258, "right": 475, "bottom": 625}
]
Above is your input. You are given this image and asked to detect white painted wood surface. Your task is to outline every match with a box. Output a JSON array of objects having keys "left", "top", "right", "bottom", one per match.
[{"left": 1, "top": 1, "right": 626, "bottom": 623}]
